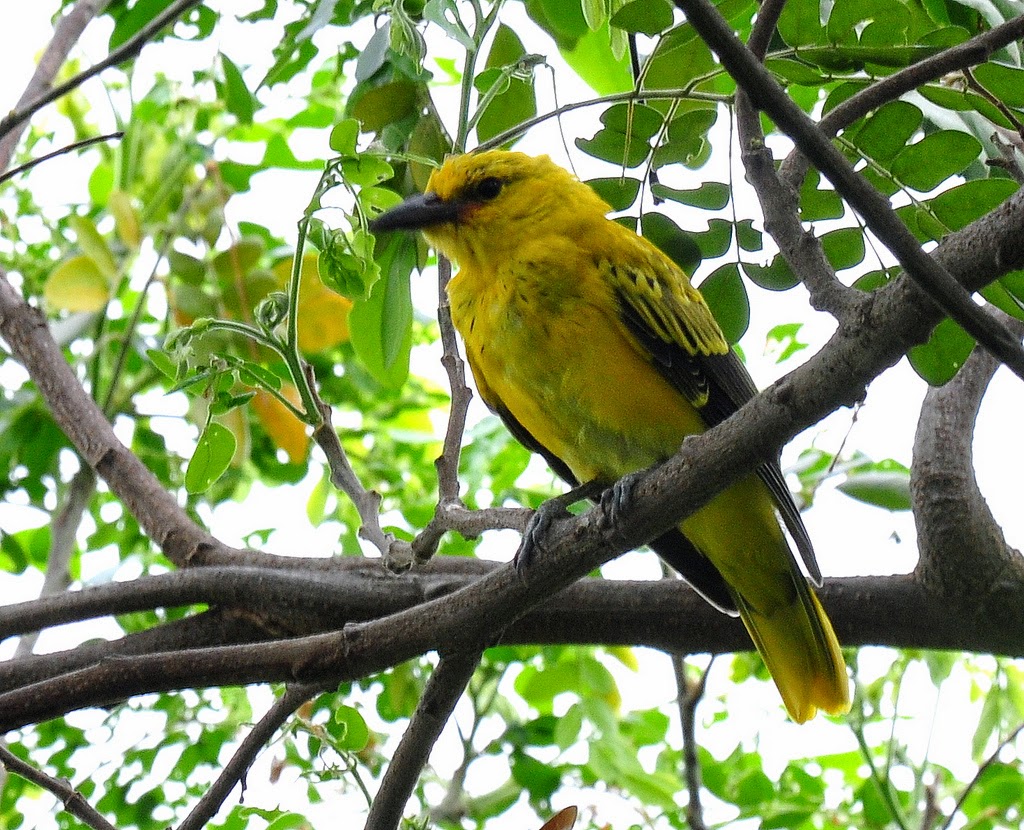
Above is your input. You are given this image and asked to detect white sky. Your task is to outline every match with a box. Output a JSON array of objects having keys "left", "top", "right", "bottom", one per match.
[{"left": 2, "top": 3, "right": 1023, "bottom": 829}]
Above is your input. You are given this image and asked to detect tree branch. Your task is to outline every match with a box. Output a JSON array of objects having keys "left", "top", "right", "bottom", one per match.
[
  {"left": 0, "top": 0, "right": 203, "bottom": 149},
  {"left": 0, "top": 0, "right": 110, "bottom": 173},
  {"left": 672, "top": 653, "right": 711, "bottom": 830},
  {"left": 911, "top": 311, "right": 1024, "bottom": 608},
  {"left": 673, "top": 0, "right": 1024, "bottom": 379},
  {"left": 364, "top": 651, "right": 481, "bottom": 830},
  {"left": 177, "top": 683, "right": 324, "bottom": 830},
  {"left": 0, "top": 743, "right": 116, "bottom": 830},
  {"left": 4, "top": 180, "right": 1024, "bottom": 731}
]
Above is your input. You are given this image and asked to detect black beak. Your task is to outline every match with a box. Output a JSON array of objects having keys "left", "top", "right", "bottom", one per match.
[{"left": 368, "top": 192, "right": 462, "bottom": 233}]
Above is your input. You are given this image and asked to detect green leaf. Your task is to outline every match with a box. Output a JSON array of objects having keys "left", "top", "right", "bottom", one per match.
[
  {"left": 837, "top": 465, "right": 911, "bottom": 511},
  {"left": 699, "top": 263, "right": 749, "bottom": 344},
  {"left": 219, "top": 54, "right": 258, "bottom": 124},
  {"left": 972, "top": 62, "right": 1024, "bottom": 108},
  {"left": 348, "top": 234, "right": 415, "bottom": 388},
  {"left": 511, "top": 751, "right": 561, "bottom": 801},
  {"left": 110, "top": 0, "right": 170, "bottom": 49},
  {"left": 735, "top": 219, "right": 762, "bottom": 253},
  {"left": 329, "top": 118, "right": 360, "bottom": 155},
  {"left": 799, "top": 168, "right": 844, "bottom": 221},
  {"left": 766, "top": 322, "right": 808, "bottom": 363},
  {"left": 601, "top": 103, "right": 664, "bottom": 142},
  {"left": 475, "top": 25, "right": 538, "bottom": 144},
  {"left": 641, "top": 212, "right": 701, "bottom": 276},
  {"left": 610, "top": 0, "right": 675, "bottom": 35},
  {"left": 423, "top": 0, "right": 475, "bottom": 50},
  {"left": 350, "top": 81, "right": 418, "bottom": 132},
  {"left": 908, "top": 317, "right": 975, "bottom": 385},
  {"left": 929, "top": 179, "right": 1019, "bottom": 231},
  {"left": 332, "top": 705, "right": 370, "bottom": 751},
  {"left": 651, "top": 181, "right": 729, "bottom": 209},
  {"left": 587, "top": 177, "right": 642, "bottom": 211},
  {"left": 652, "top": 108, "right": 717, "bottom": 169},
  {"left": 826, "top": 0, "right": 909, "bottom": 46},
  {"left": 691, "top": 218, "right": 733, "bottom": 258},
  {"left": 820, "top": 227, "right": 865, "bottom": 270},
  {"left": 560, "top": 20, "right": 634, "bottom": 94},
  {"left": 891, "top": 131, "right": 983, "bottom": 192},
  {"left": 847, "top": 100, "right": 922, "bottom": 164},
  {"left": 576, "top": 129, "right": 648, "bottom": 168},
  {"left": 743, "top": 255, "right": 798, "bottom": 291},
  {"left": 778, "top": 0, "right": 825, "bottom": 48},
  {"left": 317, "top": 227, "right": 380, "bottom": 300},
  {"left": 68, "top": 215, "right": 117, "bottom": 280},
  {"left": 185, "top": 422, "right": 236, "bottom": 494}
]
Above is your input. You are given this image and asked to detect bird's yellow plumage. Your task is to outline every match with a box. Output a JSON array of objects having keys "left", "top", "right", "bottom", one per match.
[{"left": 369, "top": 151, "right": 850, "bottom": 722}]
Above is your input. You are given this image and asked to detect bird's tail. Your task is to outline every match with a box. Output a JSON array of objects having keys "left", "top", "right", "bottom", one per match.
[{"left": 734, "top": 579, "right": 850, "bottom": 723}]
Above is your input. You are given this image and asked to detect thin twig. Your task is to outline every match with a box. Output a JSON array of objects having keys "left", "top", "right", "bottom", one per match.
[
  {"left": 0, "top": 132, "right": 123, "bottom": 186},
  {"left": 674, "top": 0, "right": 1024, "bottom": 381},
  {"left": 0, "top": 0, "right": 110, "bottom": 172},
  {"left": 940, "top": 720, "right": 1024, "bottom": 830},
  {"left": 364, "top": 651, "right": 482, "bottom": 830},
  {"left": 0, "top": 0, "right": 203, "bottom": 145},
  {"left": 0, "top": 743, "right": 117, "bottom": 830},
  {"left": 14, "top": 465, "right": 96, "bottom": 657},
  {"left": 671, "top": 650, "right": 711, "bottom": 830},
  {"left": 176, "top": 683, "right": 325, "bottom": 830},
  {"left": 310, "top": 370, "right": 394, "bottom": 558}
]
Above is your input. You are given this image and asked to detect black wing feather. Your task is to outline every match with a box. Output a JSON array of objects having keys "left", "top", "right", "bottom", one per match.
[{"left": 616, "top": 289, "right": 822, "bottom": 585}]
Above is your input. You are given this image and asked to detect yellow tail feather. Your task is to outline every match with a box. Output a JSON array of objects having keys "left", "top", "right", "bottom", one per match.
[{"left": 735, "top": 581, "right": 850, "bottom": 723}]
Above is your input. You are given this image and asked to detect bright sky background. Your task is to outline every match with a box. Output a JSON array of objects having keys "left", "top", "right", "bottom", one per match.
[{"left": 2, "top": 3, "right": 1024, "bottom": 829}]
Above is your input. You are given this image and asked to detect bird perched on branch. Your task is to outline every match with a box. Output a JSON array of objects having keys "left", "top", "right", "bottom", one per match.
[{"left": 369, "top": 150, "right": 850, "bottom": 722}]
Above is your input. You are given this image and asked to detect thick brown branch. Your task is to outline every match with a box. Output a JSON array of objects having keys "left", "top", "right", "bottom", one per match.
[
  {"left": 0, "top": 275, "right": 228, "bottom": 567},
  {"left": 911, "top": 312, "right": 1024, "bottom": 610},
  {"left": 673, "top": 0, "right": 1024, "bottom": 378},
  {"left": 4, "top": 570, "right": 1024, "bottom": 732}
]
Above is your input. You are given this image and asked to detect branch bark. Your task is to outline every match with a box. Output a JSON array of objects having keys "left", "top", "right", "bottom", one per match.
[
  {"left": 911, "top": 311, "right": 1024, "bottom": 615},
  {"left": 673, "top": 0, "right": 1024, "bottom": 378}
]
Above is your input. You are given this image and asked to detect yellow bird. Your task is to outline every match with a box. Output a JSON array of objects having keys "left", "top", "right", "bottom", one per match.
[{"left": 369, "top": 151, "right": 850, "bottom": 722}]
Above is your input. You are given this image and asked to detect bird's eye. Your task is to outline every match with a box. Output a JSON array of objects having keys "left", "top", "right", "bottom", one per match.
[{"left": 475, "top": 177, "right": 503, "bottom": 200}]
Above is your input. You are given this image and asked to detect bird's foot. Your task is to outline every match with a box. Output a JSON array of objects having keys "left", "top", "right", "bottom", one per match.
[
  {"left": 597, "top": 470, "right": 645, "bottom": 534},
  {"left": 514, "top": 479, "right": 606, "bottom": 578}
]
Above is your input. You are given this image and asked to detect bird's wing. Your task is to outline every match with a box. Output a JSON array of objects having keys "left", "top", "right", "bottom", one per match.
[
  {"left": 607, "top": 251, "right": 822, "bottom": 585},
  {"left": 464, "top": 335, "right": 737, "bottom": 609}
]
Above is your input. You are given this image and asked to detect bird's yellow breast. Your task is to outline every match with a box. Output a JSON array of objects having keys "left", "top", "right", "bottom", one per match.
[{"left": 447, "top": 235, "right": 707, "bottom": 483}]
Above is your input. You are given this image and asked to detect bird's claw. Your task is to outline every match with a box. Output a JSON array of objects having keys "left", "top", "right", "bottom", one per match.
[
  {"left": 598, "top": 471, "right": 643, "bottom": 533},
  {"left": 514, "top": 479, "right": 606, "bottom": 579},
  {"left": 513, "top": 499, "right": 571, "bottom": 578}
]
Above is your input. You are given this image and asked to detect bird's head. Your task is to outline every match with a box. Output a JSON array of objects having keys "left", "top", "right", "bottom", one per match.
[{"left": 368, "top": 151, "right": 609, "bottom": 267}]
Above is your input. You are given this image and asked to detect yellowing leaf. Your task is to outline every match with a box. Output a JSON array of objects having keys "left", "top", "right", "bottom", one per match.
[
  {"left": 69, "top": 215, "right": 117, "bottom": 279},
  {"left": 44, "top": 255, "right": 110, "bottom": 312},
  {"left": 108, "top": 190, "right": 142, "bottom": 247},
  {"left": 252, "top": 385, "right": 309, "bottom": 464},
  {"left": 274, "top": 254, "right": 352, "bottom": 353}
]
